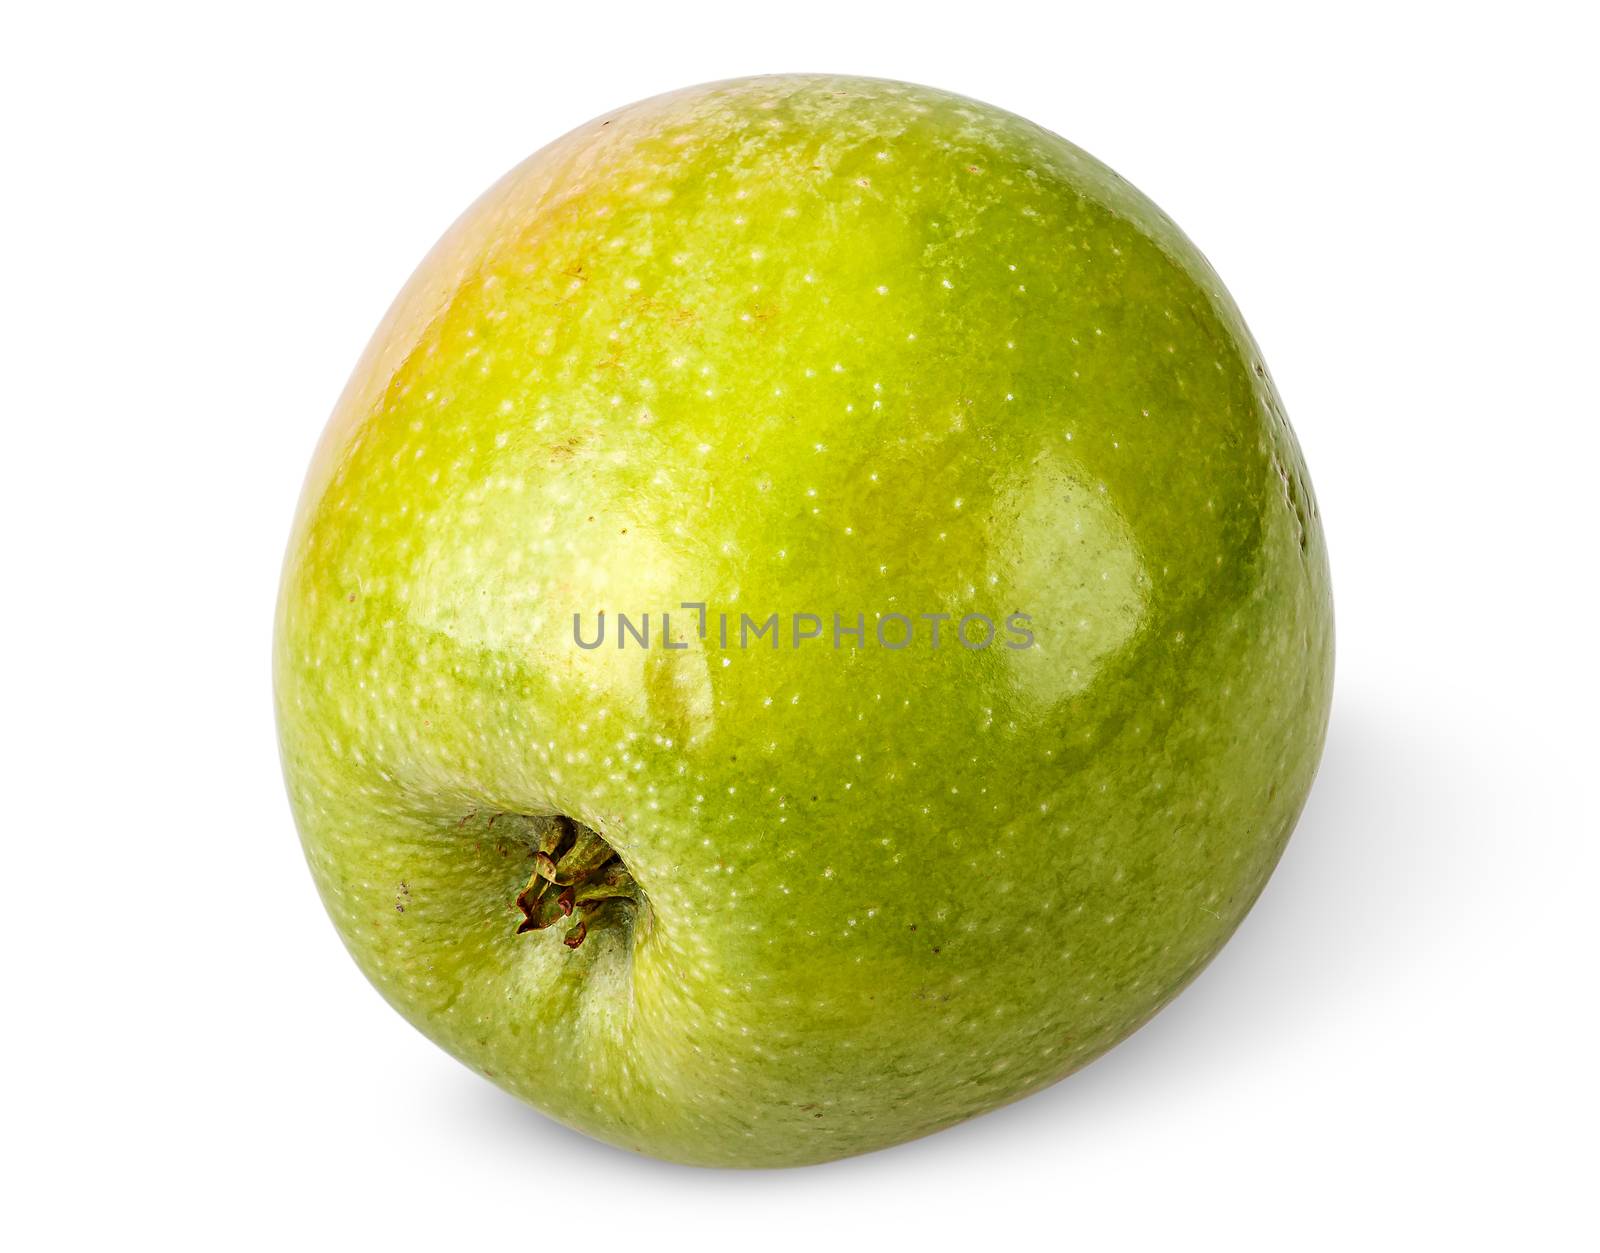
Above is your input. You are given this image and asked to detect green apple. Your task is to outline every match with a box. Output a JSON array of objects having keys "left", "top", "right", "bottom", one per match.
[{"left": 275, "top": 74, "right": 1333, "bottom": 1167}]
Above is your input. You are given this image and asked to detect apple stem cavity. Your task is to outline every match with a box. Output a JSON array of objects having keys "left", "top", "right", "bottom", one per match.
[{"left": 509, "top": 814, "right": 639, "bottom": 949}]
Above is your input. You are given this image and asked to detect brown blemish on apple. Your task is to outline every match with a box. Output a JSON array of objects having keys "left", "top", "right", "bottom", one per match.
[{"left": 548, "top": 435, "right": 586, "bottom": 462}]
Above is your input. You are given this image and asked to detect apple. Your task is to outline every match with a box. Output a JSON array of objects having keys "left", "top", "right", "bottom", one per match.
[{"left": 275, "top": 74, "right": 1333, "bottom": 1167}]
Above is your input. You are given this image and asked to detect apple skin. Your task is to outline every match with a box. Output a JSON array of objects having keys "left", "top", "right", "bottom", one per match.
[{"left": 275, "top": 74, "right": 1332, "bottom": 1168}]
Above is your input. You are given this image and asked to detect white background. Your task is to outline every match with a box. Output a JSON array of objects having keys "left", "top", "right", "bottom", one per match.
[{"left": 5, "top": 2, "right": 1595, "bottom": 1247}]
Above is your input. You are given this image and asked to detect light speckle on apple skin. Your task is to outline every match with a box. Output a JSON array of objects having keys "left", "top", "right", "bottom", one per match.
[{"left": 275, "top": 75, "right": 1333, "bottom": 1168}]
